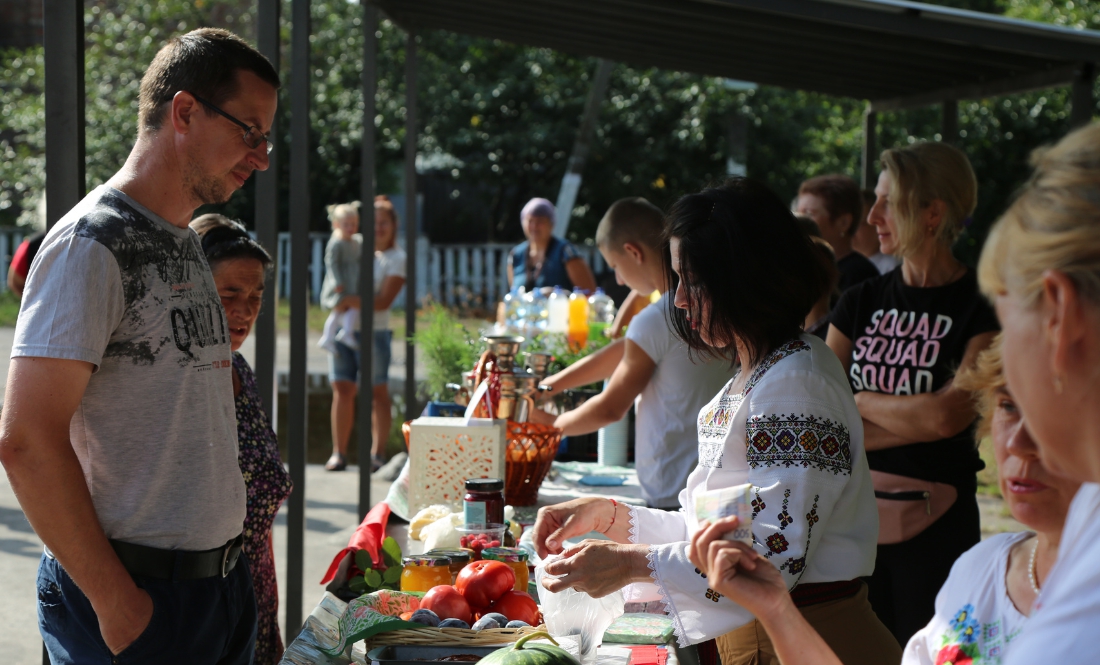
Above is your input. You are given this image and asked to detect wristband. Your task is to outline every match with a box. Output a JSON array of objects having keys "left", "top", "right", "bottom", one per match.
[{"left": 604, "top": 498, "right": 619, "bottom": 533}]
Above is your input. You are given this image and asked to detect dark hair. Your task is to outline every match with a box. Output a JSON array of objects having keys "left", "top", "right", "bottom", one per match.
[
  {"left": 808, "top": 236, "right": 840, "bottom": 309},
  {"left": 139, "top": 28, "right": 280, "bottom": 132},
  {"left": 665, "top": 178, "right": 829, "bottom": 366},
  {"left": 798, "top": 174, "right": 864, "bottom": 238},
  {"left": 595, "top": 197, "right": 667, "bottom": 252},
  {"left": 190, "top": 214, "right": 273, "bottom": 271},
  {"left": 794, "top": 214, "right": 821, "bottom": 238}
]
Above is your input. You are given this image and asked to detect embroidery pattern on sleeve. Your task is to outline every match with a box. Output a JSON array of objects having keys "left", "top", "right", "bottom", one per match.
[
  {"left": 696, "top": 340, "right": 812, "bottom": 469},
  {"left": 745, "top": 413, "right": 852, "bottom": 475},
  {"left": 780, "top": 495, "right": 819, "bottom": 580}
]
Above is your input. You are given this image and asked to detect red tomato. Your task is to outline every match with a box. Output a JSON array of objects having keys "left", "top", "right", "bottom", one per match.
[
  {"left": 455, "top": 560, "right": 516, "bottom": 607},
  {"left": 489, "top": 590, "right": 540, "bottom": 626},
  {"left": 420, "top": 585, "right": 473, "bottom": 624}
]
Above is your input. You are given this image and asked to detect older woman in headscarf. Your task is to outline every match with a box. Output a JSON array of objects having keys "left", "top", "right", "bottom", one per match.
[{"left": 507, "top": 197, "right": 596, "bottom": 293}]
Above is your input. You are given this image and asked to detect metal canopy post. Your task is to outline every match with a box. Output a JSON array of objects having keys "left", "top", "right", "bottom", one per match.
[
  {"left": 357, "top": 4, "right": 379, "bottom": 519},
  {"left": 404, "top": 31, "right": 419, "bottom": 423},
  {"left": 286, "top": 0, "right": 311, "bottom": 642},
  {"left": 1070, "top": 63, "right": 1097, "bottom": 129},
  {"left": 254, "top": 0, "right": 280, "bottom": 419},
  {"left": 861, "top": 107, "right": 877, "bottom": 190},
  {"left": 43, "top": 6, "right": 85, "bottom": 662},
  {"left": 942, "top": 99, "right": 958, "bottom": 145},
  {"left": 43, "top": 0, "right": 85, "bottom": 227}
]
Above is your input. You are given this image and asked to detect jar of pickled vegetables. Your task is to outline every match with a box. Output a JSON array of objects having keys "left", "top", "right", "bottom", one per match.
[
  {"left": 400, "top": 555, "right": 452, "bottom": 592},
  {"left": 482, "top": 547, "right": 529, "bottom": 592},
  {"left": 425, "top": 548, "right": 472, "bottom": 583}
]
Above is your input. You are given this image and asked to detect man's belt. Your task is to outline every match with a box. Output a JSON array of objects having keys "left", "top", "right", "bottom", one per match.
[{"left": 107, "top": 535, "right": 245, "bottom": 580}]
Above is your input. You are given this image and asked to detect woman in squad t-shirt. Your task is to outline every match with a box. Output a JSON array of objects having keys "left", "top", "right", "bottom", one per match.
[{"left": 827, "top": 142, "right": 998, "bottom": 646}]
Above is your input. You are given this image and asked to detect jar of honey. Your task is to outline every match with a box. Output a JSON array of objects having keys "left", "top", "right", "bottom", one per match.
[
  {"left": 400, "top": 555, "right": 452, "bottom": 592},
  {"left": 425, "top": 548, "right": 472, "bottom": 583},
  {"left": 481, "top": 547, "right": 530, "bottom": 592}
]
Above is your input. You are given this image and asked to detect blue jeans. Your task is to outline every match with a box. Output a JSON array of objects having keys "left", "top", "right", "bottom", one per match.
[
  {"left": 37, "top": 552, "right": 257, "bottom": 665},
  {"left": 328, "top": 329, "right": 392, "bottom": 387}
]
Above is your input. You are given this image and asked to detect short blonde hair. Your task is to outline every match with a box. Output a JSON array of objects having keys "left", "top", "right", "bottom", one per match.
[
  {"left": 881, "top": 142, "right": 977, "bottom": 258},
  {"left": 979, "top": 122, "right": 1100, "bottom": 309},
  {"left": 953, "top": 333, "right": 1004, "bottom": 442},
  {"left": 327, "top": 201, "right": 360, "bottom": 228}
]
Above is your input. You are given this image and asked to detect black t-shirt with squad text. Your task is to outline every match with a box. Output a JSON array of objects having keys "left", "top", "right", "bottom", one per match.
[{"left": 830, "top": 267, "right": 999, "bottom": 487}]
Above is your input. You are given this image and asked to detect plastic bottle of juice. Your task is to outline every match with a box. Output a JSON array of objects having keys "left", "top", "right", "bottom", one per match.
[
  {"left": 568, "top": 289, "right": 590, "bottom": 349},
  {"left": 547, "top": 288, "right": 569, "bottom": 333}
]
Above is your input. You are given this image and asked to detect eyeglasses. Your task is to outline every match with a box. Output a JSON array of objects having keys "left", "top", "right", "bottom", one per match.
[{"left": 190, "top": 93, "right": 274, "bottom": 154}]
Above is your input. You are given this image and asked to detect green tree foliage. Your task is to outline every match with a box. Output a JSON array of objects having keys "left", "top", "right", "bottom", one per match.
[{"left": 0, "top": 0, "right": 1097, "bottom": 270}]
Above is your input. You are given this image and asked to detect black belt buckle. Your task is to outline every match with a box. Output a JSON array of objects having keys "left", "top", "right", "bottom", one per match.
[{"left": 221, "top": 535, "right": 243, "bottom": 578}]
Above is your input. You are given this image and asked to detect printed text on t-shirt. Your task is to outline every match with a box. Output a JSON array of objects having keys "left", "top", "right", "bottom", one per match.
[{"left": 849, "top": 308, "right": 952, "bottom": 394}]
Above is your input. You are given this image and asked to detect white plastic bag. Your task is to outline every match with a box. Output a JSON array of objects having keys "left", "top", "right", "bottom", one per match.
[{"left": 535, "top": 555, "right": 625, "bottom": 665}]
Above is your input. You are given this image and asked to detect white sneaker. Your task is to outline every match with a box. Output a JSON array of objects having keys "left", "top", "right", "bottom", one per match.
[{"left": 335, "top": 328, "right": 359, "bottom": 351}]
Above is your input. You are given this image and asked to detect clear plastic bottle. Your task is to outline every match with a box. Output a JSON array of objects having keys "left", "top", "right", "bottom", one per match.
[
  {"left": 547, "top": 287, "right": 569, "bottom": 333},
  {"left": 568, "top": 289, "right": 590, "bottom": 349},
  {"left": 588, "top": 288, "right": 616, "bottom": 324}
]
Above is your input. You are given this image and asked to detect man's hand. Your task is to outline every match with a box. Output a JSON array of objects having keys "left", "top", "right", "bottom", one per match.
[
  {"left": 531, "top": 497, "right": 616, "bottom": 558},
  {"left": 98, "top": 586, "right": 154, "bottom": 655},
  {"left": 540, "top": 541, "right": 650, "bottom": 598},
  {"left": 688, "top": 517, "right": 788, "bottom": 621}
]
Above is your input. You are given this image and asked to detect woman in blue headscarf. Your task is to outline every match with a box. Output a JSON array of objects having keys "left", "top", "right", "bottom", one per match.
[{"left": 507, "top": 197, "right": 596, "bottom": 293}]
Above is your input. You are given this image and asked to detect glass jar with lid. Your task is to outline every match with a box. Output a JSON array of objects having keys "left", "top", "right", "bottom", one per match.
[
  {"left": 464, "top": 478, "right": 505, "bottom": 525},
  {"left": 400, "top": 555, "right": 452, "bottom": 592},
  {"left": 481, "top": 547, "right": 530, "bottom": 592},
  {"left": 425, "top": 548, "right": 472, "bottom": 583}
]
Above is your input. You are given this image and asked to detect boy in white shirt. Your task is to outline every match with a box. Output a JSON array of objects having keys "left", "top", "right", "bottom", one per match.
[{"left": 533, "top": 198, "right": 734, "bottom": 508}]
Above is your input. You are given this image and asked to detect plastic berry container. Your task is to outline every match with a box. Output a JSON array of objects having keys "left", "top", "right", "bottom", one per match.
[{"left": 455, "top": 523, "right": 507, "bottom": 559}]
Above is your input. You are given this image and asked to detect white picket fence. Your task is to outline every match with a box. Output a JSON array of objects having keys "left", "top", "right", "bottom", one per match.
[
  {"left": 273, "top": 234, "right": 606, "bottom": 308},
  {"left": 0, "top": 227, "right": 605, "bottom": 307}
]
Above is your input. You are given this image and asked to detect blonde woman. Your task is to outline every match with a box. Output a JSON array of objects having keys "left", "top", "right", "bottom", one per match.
[
  {"left": 826, "top": 142, "right": 998, "bottom": 643},
  {"left": 975, "top": 121, "right": 1100, "bottom": 664}
]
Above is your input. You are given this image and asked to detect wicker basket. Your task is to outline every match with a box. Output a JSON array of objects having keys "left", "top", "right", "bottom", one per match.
[
  {"left": 505, "top": 421, "right": 562, "bottom": 506},
  {"left": 365, "top": 624, "right": 546, "bottom": 648}
]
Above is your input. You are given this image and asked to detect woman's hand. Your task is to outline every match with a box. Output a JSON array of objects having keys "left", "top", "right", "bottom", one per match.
[
  {"left": 689, "top": 517, "right": 789, "bottom": 622},
  {"left": 531, "top": 497, "right": 616, "bottom": 558},
  {"left": 540, "top": 541, "right": 650, "bottom": 598}
]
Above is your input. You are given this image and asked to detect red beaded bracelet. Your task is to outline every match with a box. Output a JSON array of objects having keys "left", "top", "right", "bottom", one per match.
[{"left": 604, "top": 498, "right": 619, "bottom": 533}]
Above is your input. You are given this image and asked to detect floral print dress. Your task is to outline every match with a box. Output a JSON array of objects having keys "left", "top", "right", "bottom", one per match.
[{"left": 234, "top": 352, "right": 294, "bottom": 664}]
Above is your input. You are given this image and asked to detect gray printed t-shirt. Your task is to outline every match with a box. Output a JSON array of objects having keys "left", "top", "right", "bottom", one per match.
[{"left": 12, "top": 186, "right": 245, "bottom": 551}]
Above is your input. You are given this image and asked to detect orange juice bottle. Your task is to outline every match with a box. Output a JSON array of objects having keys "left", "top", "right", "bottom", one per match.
[{"left": 568, "top": 290, "right": 589, "bottom": 350}]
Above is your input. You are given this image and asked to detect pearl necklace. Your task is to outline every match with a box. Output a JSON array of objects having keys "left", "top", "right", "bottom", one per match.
[{"left": 1028, "top": 536, "right": 1042, "bottom": 596}]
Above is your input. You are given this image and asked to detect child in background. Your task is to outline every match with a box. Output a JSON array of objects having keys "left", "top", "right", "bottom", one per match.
[
  {"left": 318, "top": 202, "right": 362, "bottom": 353},
  {"left": 532, "top": 197, "right": 735, "bottom": 509}
]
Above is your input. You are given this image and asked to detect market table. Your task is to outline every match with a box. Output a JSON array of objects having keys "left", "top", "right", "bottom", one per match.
[{"left": 278, "top": 462, "right": 680, "bottom": 665}]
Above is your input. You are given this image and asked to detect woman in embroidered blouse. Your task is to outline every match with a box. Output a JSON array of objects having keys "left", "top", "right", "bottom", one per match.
[
  {"left": 192, "top": 214, "right": 294, "bottom": 665},
  {"left": 531, "top": 179, "right": 894, "bottom": 664}
]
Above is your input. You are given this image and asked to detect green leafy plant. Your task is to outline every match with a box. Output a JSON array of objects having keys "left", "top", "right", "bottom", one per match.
[
  {"left": 414, "top": 303, "right": 482, "bottom": 401},
  {"left": 525, "top": 331, "right": 612, "bottom": 390},
  {"left": 347, "top": 536, "right": 404, "bottom": 595}
]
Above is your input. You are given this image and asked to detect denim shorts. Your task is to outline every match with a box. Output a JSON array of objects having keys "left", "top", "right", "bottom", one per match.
[
  {"left": 37, "top": 551, "right": 257, "bottom": 665},
  {"left": 329, "top": 329, "right": 392, "bottom": 386}
]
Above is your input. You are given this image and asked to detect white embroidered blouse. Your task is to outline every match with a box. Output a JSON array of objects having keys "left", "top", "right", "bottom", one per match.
[{"left": 626, "top": 335, "right": 879, "bottom": 646}]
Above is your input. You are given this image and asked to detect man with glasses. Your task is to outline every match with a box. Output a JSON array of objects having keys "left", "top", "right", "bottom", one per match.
[{"left": 0, "top": 28, "right": 277, "bottom": 664}]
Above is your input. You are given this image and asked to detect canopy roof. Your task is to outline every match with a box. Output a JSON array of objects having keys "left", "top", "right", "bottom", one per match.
[{"left": 373, "top": 0, "right": 1100, "bottom": 109}]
